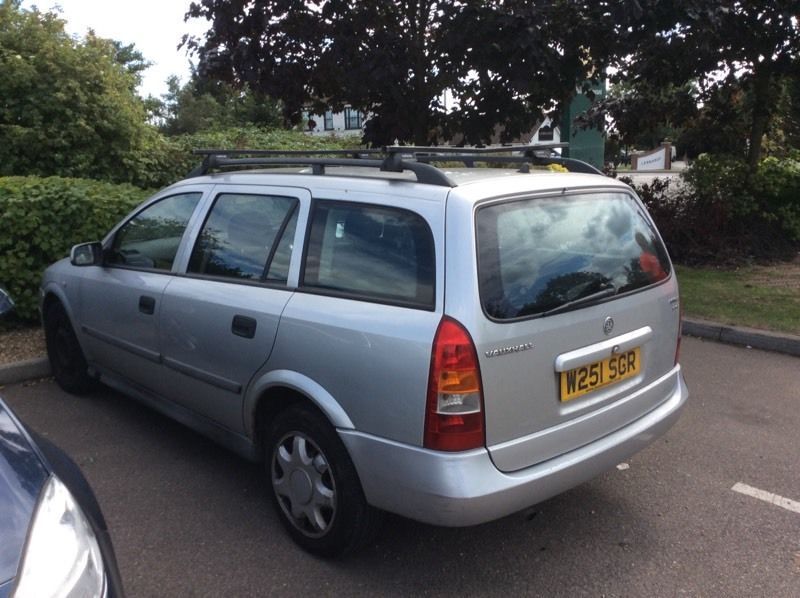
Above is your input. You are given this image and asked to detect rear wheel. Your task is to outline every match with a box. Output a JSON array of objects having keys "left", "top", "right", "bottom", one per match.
[
  {"left": 266, "top": 404, "right": 382, "bottom": 557},
  {"left": 44, "top": 302, "right": 95, "bottom": 394}
]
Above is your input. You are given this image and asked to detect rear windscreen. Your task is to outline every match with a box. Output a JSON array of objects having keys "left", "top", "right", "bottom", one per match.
[{"left": 476, "top": 192, "right": 671, "bottom": 320}]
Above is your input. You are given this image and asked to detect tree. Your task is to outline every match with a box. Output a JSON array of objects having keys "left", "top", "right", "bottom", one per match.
[
  {"left": 153, "top": 73, "right": 282, "bottom": 135},
  {"left": 110, "top": 40, "right": 152, "bottom": 90},
  {"left": 606, "top": 1, "right": 800, "bottom": 169},
  {"left": 599, "top": 81, "right": 696, "bottom": 150},
  {"left": 0, "top": 3, "right": 152, "bottom": 182},
  {"left": 183, "top": 1, "right": 631, "bottom": 146}
]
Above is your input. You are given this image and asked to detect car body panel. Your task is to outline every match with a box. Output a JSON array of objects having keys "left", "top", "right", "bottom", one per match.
[
  {"left": 0, "top": 402, "right": 48, "bottom": 591},
  {"left": 0, "top": 396, "right": 124, "bottom": 597},
  {"left": 268, "top": 292, "right": 441, "bottom": 445},
  {"left": 41, "top": 164, "right": 688, "bottom": 530},
  {"left": 159, "top": 277, "right": 294, "bottom": 432},
  {"left": 341, "top": 367, "right": 687, "bottom": 526},
  {"left": 442, "top": 180, "right": 681, "bottom": 472},
  {"left": 157, "top": 184, "right": 311, "bottom": 432}
]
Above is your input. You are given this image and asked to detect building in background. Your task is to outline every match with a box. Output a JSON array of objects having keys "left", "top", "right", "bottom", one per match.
[{"left": 303, "top": 106, "right": 367, "bottom": 136}]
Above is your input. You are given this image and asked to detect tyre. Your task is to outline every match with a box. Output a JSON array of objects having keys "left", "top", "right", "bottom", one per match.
[
  {"left": 266, "top": 404, "right": 382, "bottom": 557},
  {"left": 44, "top": 302, "right": 95, "bottom": 394}
]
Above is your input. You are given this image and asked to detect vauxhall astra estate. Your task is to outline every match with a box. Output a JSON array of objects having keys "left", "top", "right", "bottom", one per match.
[{"left": 41, "top": 146, "right": 688, "bottom": 556}]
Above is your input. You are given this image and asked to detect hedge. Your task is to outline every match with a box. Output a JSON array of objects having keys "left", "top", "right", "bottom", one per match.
[
  {"left": 622, "top": 153, "right": 800, "bottom": 264},
  {"left": 0, "top": 176, "right": 149, "bottom": 321},
  {"left": 128, "top": 127, "right": 362, "bottom": 189}
]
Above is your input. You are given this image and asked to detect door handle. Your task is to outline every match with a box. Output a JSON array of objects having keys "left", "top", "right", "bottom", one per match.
[
  {"left": 232, "top": 315, "right": 257, "bottom": 339},
  {"left": 139, "top": 295, "right": 156, "bottom": 315}
]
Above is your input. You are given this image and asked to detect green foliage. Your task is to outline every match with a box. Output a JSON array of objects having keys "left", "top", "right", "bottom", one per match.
[
  {"left": 600, "top": 81, "right": 694, "bottom": 151},
  {"left": 129, "top": 127, "right": 362, "bottom": 189},
  {"left": 606, "top": 1, "right": 799, "bottom": 168},
  {"left": 680, "top": 155, "right": 756, "bottom": 220},
  {"left": 152, "top": 75, "right": 283, "bottom": 135},
  {"left": 0, "top": 4, "right": 153, "bottom": 184},
  {"left": 623, "top": 154, "right": 800, "bottom": 264},
  {"left": 184, "top": 1, "right": 631, "bottom": 145},
  {"left": 0, "top": 176, "right": 148, "bottom": 320},
  {"left": 753, "top": 154, "right": 800, "bottom": 240}
]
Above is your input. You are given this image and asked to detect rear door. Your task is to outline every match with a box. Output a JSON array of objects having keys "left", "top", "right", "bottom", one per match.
[
  {"left": 157, "top": 185, "right": 307, "bottom": 433},
  {"left": 470, "top": 189, "right": 681, "bottom": 472}
]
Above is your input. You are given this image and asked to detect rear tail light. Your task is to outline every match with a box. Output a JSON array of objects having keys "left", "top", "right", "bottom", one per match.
[{"left": 424, "top": 317, "right": 485, "bottom": 451}]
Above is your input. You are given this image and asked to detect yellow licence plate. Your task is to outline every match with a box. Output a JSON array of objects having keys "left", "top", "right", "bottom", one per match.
[{"left": 560, "top": 347, "right": 641, "bottom": 402}]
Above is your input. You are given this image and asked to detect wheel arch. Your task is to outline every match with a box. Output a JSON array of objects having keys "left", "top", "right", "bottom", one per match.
[
  {"left": 246, "top": 370, "right": 355, "bottom": 454},
  {"left": 41, "top": 285, "right": 82, "bottom": 338}
]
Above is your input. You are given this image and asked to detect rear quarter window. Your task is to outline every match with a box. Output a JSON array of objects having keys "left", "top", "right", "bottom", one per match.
[
  {"left": 477, "top": 191, "right": 671, "bottom": 320},
  {"left": 302, "top": 201, "right": 435, "bottom": 309}
]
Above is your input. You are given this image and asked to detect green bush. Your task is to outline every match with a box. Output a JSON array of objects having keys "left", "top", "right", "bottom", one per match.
[
  {"left": 752, "top": 153, "right": 800, "bottom": 241},
  {"left": 623, "top": 154, "right": 800, "bottom": 264},
  {"left": 129, "top": 127, "right": 363, "bottom": 189},
  {"left": 0, "top": 176, "right": 148, "bottom": 321}
]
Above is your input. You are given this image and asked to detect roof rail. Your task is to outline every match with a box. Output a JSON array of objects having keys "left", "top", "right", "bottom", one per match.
[
  {"left": 188, "top": 149, "right": 455, "bottom": 187},
  {"left": 388, "top": 144, "right": 604, "bottom": 175},
  {"left": 385, "top": 143, "right": 568, "bottom": 155},
  {"left": 186, "top": 143, "right": 604, "bottom": 184}
]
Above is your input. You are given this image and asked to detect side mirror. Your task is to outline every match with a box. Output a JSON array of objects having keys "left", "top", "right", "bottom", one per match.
[
  {"left": 0, "top": 287, "right": 14, "bottom": 317},
  {"left": 70, "top": 242, "right": 104, "bottom": 267}
]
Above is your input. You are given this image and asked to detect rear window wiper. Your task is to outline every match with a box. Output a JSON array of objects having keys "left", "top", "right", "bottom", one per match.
[{"left": 540, "top": 286, "right": 618, "bottom": 317}]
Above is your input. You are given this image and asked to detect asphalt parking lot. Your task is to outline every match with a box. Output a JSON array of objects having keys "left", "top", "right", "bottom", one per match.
[{"left": 3, "top": 336, "right": 799, "bottom": 597}]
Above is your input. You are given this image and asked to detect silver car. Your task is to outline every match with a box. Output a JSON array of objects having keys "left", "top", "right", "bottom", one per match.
[{"left": 42, "top": 147, "right": 688, "bottom": 556}]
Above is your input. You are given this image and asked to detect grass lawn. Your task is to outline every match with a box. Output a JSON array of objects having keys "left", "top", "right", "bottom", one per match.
[{"left": 675, "top": 263, "right": 800, "bottom": 335}]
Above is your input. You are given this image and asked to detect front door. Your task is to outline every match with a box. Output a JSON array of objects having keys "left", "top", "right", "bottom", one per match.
[{"left": 78, "top": 190, "right": 206, "bottom": 390}]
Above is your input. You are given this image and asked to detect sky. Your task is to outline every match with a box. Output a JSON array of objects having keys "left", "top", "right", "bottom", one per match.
[{"left": 23, "top": 0, "right": 209, "bottom": 99}]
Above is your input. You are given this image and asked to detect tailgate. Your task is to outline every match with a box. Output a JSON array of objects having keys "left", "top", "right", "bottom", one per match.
[{"left": 473, "top": 190, "right": 681, "bottom": 472}]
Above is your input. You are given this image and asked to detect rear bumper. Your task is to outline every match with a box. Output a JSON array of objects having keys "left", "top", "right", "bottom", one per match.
[{"left": 340, "top": 367, "right": 688, "bottom": 526}]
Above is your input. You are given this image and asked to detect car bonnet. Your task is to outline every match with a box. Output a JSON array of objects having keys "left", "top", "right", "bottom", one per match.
[{"left": 0, "top": 398, "right": 49, "bottom": 593}]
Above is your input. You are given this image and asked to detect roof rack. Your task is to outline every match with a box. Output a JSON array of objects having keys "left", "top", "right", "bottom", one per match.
[
  {"left": 187, "top": 143, "right": 603, "bottom": 187},
  {"left": 188, "top": 149, "right": 454, "bottom": 186},
  {"left": 396, "top": 144, "right": 604, "bottom": 175}
]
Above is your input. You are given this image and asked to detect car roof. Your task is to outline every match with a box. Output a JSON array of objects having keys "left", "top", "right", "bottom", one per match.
[{"left": 170, "top": 166, "right": 630, "bottom": 202}]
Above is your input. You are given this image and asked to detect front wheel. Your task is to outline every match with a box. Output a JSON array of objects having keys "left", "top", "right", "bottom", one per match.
[
  {"left": 44, "top": 302, "right": 95, "bottom": 394},
  {"left": 266, "top": 404, "right": 382, "bottom": 557}
]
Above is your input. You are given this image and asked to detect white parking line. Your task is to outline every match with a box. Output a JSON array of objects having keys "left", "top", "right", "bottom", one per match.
[{"left": 731, "top": 482, "right": 800, "bottom": 515}]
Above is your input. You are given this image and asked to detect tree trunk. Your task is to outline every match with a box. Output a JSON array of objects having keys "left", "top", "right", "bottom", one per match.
[{"left": 747, "top": 63, "right": 777, "bottom": 171}]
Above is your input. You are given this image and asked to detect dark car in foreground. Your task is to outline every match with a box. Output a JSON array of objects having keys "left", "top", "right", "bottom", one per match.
[
  {"left": 0, "top": 288, "right": 123, "bottom": 597},
  {"left": 0, "top": 396, "right": 124, "bottom": 598}
]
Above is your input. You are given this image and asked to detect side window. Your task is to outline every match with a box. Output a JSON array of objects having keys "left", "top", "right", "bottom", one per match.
[
  {"left": 108, "top": 192, "right": 201, "bottom": 270},
  {"left": 303, "top": 201, "right": 435, "bottom": 308},
  {"left": 187, "top": 193, "right": 297, "bottom": 282}
]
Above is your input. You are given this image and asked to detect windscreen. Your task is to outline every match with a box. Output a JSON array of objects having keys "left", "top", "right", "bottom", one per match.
[{"left": 477, "top": 191, "right": 671, "bottom": 320}]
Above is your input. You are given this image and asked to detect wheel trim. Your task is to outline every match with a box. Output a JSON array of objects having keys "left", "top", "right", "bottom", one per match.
[{"left": 272, "top": 432, "right": 336, "bottom": 538}]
